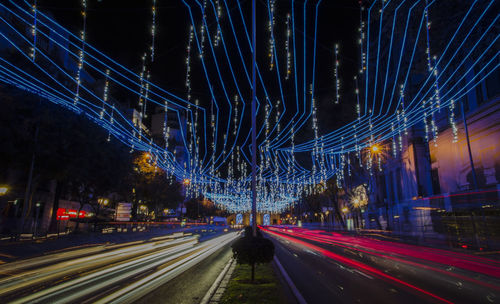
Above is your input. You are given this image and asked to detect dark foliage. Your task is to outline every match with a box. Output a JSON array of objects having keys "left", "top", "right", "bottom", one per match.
[{"left": 232, "top": 226, "right": 274, "bottom": 282}]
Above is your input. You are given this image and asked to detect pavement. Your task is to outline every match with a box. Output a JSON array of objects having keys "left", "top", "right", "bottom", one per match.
[
  {"left": 0, "top": 228, "right": 239, "bottom": 303},
  {"left": 263, "top": 226, "right": 500, "bottom": 304}
]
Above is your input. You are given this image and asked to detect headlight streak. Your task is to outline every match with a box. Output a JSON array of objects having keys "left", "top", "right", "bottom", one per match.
[
  {"left": 6, "top": 232, "right": 237, "bottom": 304},
  {"left": 0, "top": 236, "right": 198, "bottom": 298}
]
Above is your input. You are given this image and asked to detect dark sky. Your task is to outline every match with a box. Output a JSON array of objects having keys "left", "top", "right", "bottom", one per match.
[{"left": 36, "top": 0, "right": 361, "bottom": 140}]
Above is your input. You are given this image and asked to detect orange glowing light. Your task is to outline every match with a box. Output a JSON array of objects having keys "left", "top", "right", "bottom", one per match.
[{"left": 371, "top": 145, "right": 380, "bottom": 153}]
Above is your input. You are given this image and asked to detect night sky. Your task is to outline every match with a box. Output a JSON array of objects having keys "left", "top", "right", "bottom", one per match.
[{"left": 35, "top": 0, "right": 361, "bottom": 139}]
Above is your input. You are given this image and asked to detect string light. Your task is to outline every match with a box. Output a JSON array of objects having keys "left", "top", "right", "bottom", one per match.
[
  {"left": 268, "top": 0, "right": 276, "bottom": 70},
  {"left": 449, "top": 99, "right": 458, "bottom": 143},
  {"left": 151, "top": 0, "right": 157, "bottom": 62},
  {"left": 73, "top": 0, "right": 87, "bottom": 106},
  {"left": 30, "top": 0, "right": 37, "bottom": 61},
  {"left": 213, "top": 0, "right": 222, "bottom": 47},
  {"left": 199, "top": 0, "right": 207, "bottom": 58},
  {"left": 285, "top": 13, "right": 291, "bottom": 80},
  {"left": 100, "top": 69, "right": 110, "bottom": 119},
  {"left": 334, "top": 44, "right": 340, "bottom": 104},
  {"left": 2, "top": 0, "right": 497, "bottom": 213}
]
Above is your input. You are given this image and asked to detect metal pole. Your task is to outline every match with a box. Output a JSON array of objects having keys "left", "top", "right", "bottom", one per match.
[
  {"left": 20, "top": 123, "right": 39, "bottom": 235},
  {"left": 251, "top": 0, "right": 257, "bottom": 237},
  {"left": 460, "top": 100, "right": 478, "bottom": 190}
]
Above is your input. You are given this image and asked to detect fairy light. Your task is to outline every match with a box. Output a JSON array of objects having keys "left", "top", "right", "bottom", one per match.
[
  {"left": 151, "top": 0, "right": 157, "bottom": 62},
  {"left": 214, "top": 0, "right": 222, "bottom": 47},
  {"left": 30, "top": 0, "right": 37, "bottom": 61},
  {"left": 400, "top": 86, "right": 408, "bottom": 135},
  {"left": 359, "top": 6, "right": 366, "bottom": 74},
  {"left": 142, "top": 71, "right": 150, "bottom": 119},
  {"left": 210, "top": 97, "right": 216, "bottom": 179},
  {"left": 449, "top": 99, "right": 458, "bottom": 143},
  {"left": 100, "top": 69, "right": 110, "bottom": 119},
  {"left": 163, "top": 100, "right": 171, "bottom": 176},
  {"left": 286, "top": 121, "right": 294, "bottom": 194},
  {"left": 285, "top": 13, "right": 291, "bottom": 80},
  {"left": 334, "top": 44, "right": 340, "bottom": 104},
  {"left": 265, "top": 101, "right": 270, "bottom": 169},
  {"left": 424, "top": 1, "right": 439, "bottom": 146},
  {"left": 199, "top": 0, "right": 207, "bottom": 58},
  {"left": 186, "top": 25, "right": 194, "bottom": 99},
  {"left": 274, "top": 99, "right": 281, "bottom": 185},
  {"left": 136, "top": 53, "right": 147, "bottom": 140},
  {"left": 396, "top": 109, "right": 403, "bottom": 152},
  {"left": 6, "top": 0, "right": 493, "bottom": 213},
  {"left": 194, "top": 99, "right": 200, "bottom": 182},
  {"left": 107, "top": 103, "right": 115, "bottom": 142},
  {"left": 430, "top": 113, "right": 438, "bottom": 147},
  {"left": 163, "top": 100, "right": 170, "bottom": 152},
  {"left": 311, "top": 84, "right": 319, "bottom": 186},
  {"left": 74, "top": 0, "right": 87, "bottom": 105},
  {"left": 391, "top": 122, "right": 397, "bottom": 157},
  {"left": 268, "top": 0, "right": 276, "bottom": 70},
  {"left": 233, "top": 95, "right": 239, "bottom": 136},
  {"left": 423, "top": 99, "right": 430, "bottom": 142}
]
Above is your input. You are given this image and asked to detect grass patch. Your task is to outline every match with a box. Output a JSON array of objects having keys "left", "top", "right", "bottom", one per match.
[{"left": 220, "top": 262, "right": 287, "bottom": 304}]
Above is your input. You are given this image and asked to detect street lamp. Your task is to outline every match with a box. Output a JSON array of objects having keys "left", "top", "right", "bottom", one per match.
[
  {"left": 352, "top": 198, "right": 360, "bottom": 208},
  {"left": 183, "top": 178, "right": 191, "bottom": 186},
  {"left": 98, "top": 198, "right": 109, "bottom": 206},
  {"left": 0, "top": 186, "right": 9, "bottom": 195},
  {"left": 371, "top": 144, "right": 380, "bottom": 153}
]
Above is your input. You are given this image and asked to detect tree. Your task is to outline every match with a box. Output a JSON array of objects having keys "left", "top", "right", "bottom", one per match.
[
  {"left": 130, "top": 152, "right": 183, "bottom": 220},
  {"left": 231, "top": 226, "right": 274, "bottom": 282},
  {"left": 0, "top": 87, "right": 133, "bottom": 233}
]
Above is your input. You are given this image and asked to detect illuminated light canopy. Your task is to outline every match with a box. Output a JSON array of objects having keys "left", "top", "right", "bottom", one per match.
[{"left": 0, "top": 1, "right": 497, "bottom": 212}]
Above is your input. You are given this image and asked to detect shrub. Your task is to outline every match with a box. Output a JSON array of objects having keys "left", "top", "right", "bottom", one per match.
[{"left": 232, "top": 226, "right": 275, "bottom": 282}]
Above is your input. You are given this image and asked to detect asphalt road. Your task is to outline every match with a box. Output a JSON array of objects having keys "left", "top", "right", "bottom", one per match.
[
  {"left": 0, "top": 228, "right": 238, "bottom": 304},
  {"left": 263, "top": 226, "right": 500, "bottom": 304},
  {"left": 136, "top": 243, "right": 233, "bottom": 304}
]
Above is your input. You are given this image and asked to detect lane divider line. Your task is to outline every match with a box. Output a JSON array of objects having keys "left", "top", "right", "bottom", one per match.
[{"left": 274, "top": 256, "right": 307, "bottom": 304}]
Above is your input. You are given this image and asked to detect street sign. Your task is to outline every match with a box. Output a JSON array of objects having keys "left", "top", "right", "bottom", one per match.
[{"left": 116, "top": 202, "right": 132, "bottom": 221}]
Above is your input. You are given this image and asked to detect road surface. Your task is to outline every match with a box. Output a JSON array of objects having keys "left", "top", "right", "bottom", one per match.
[
  {"left": 262, "top": 226, "right": 500, "bottom": 304},
  {"left": 0, "top": 229, "right": 238, "bottom": 303}
]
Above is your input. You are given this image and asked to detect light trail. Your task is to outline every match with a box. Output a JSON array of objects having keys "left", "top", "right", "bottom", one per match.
[
  {"left": 0, "top": 231, "right": 238, "bottom": 303},
  {"left": 263, "top": 226, "right": 500, "bottom": 304},
  {"left": 265, "top": 226, "right": 500, "bottom": 292}
]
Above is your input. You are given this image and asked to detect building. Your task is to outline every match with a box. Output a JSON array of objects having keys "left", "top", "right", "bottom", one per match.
[{"left": 356, "top": 1, "right": 500, "bottom": 248}]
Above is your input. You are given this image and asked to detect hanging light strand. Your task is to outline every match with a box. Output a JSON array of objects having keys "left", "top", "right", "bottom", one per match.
[
  {"left": 100, "top": 69, "right": 110, "bottom": 119},
  {"left": 30, "top": 0, "right": 37, "bottom": 61},
  {"left": 151, "top": 0, "right": 157, "bottom": 62},
  {"left": 334, "top": 43, "right": 340, "bottom": 104},
  {"left": 74, "top": 0, "right": 88, "bottom": 105},
  {"left": 268, "top": 0, "right": 276, "bottom": 70},
  {"left": 285, "top": 13, "right": 292, "bottom": 80}
]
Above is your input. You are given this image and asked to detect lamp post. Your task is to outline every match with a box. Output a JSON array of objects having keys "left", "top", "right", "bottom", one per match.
[
  {"left": 0, "top": 186, "right": 9, "bottom": 196},
  {"left": 460, "top": 100, "right": 478, "bottom": 190},
  {"left": 341, "top": 206, "right": 349, "bottom": 229},
  {"left": 33, "top": 202, "right": 41, "bottom": 237},
  {"left": 251, "top": 0, "right": 257, "bottom": 237}
]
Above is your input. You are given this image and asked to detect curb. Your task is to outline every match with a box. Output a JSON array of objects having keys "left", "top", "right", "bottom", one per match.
[{"left": 200, "top": 257, "right": 236, "bottom": 304}]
